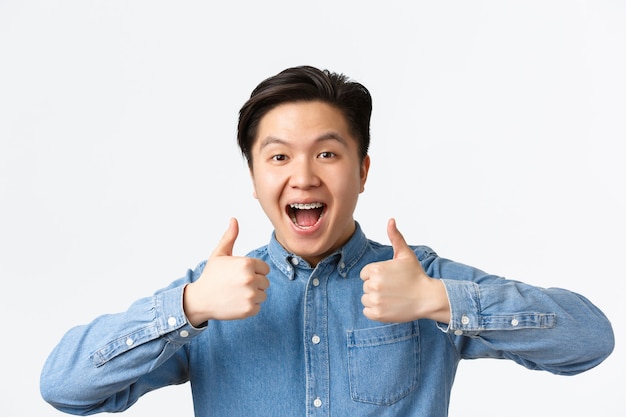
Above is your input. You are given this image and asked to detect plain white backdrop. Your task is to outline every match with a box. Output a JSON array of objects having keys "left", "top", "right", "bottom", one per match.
[{"left": 1, "top": 1, "right": 623, "bottom": 416}]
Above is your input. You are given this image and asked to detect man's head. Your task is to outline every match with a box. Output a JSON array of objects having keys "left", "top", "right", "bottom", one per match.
[
  {"left": 237, "top": 65, "right": 372, "bottom": 168},
  {"left": 238, "top": 66, "right": 372, "bottom": 266}
]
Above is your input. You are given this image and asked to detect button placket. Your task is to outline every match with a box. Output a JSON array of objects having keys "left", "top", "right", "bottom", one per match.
[{"left": 303, "top": 265, "right": 329, "bottom": 415}]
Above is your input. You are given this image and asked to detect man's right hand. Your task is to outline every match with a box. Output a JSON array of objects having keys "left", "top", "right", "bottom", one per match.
[{"left": 183, "top": 218, "right": 270, "bottom": 327}]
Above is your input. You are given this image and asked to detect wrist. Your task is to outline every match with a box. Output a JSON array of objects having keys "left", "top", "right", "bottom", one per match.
[
  {"left": 183, "top": 283, "right": 210, "bottom": 327},
  {"left": 420, "top": 278, "right": 451, "bottom": 324}
]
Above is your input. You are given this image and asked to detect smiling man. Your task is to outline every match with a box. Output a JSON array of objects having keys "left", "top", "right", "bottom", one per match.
[
  {"left": 252, "top": 100, "right": 368, "bottom": 267},
  {"left": 41, "top": 66, "right": 614, "bottom": 417}
]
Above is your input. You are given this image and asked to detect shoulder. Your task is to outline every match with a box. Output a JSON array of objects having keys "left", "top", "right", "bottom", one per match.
[
  {"left": 245, "top": 244, "right": 270, "bottom": 259},
  {"left": 365, "top": 238, "right": 438, "bottom": 261}
]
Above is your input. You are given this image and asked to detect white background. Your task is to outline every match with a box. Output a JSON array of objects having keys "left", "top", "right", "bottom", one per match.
[{"left": 1, "top": 1, "right": 624, "bottom": 416}]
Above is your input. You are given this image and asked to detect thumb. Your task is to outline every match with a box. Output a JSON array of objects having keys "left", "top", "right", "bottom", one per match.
[
  {"left": 211, "top": 218, "right": 239, "bottom": 258},
  {"left": 387, "top": 218, "right": 413, "bottom": 260}
]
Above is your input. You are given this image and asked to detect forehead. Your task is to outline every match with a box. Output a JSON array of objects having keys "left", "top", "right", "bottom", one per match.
[{"left": 254, "top": 101, "right": 356, "bottom": 150}]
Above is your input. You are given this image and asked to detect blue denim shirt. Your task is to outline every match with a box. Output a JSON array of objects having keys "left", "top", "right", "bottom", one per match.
[{"left": 40, "top": 223, "right": 614, "bottom": 416}]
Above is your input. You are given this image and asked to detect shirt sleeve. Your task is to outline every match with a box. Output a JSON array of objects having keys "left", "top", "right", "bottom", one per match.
[
  {"left": 420, "top": 250, "right": 614, "bottom": 376},
  {"left": 40, "top": 262, "right": 208, "bottom": 415}
]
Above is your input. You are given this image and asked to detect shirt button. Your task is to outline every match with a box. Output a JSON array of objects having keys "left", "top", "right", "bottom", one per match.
[
  {"left": 291, "top": 257, "right": 299, "bottom": 265},
  {"left": 180, "top": 330, "right": 189, "bottom": 338},
  {"left": 461, "top": 315, "right": 470, "bottom": 325},
  {"left": 167, "top": 317, "right": 177, "bottom": 326},
  {"left": 312, "top": 278, "right": 320, "bottom": 287},
  {"left": 511, "top": 318, "right": 519, "bottom": 327},
  {"left": 454, "top": 330, "right": 463, "bottom": 336},
  {"left": 125, "top": 338, "right": 134, "bottom": 346},
  {"left": 311, "top": 335, "right": 321, "bottom": 344},
  {"left": 313, "top": 397, "right": 322, "bottom": 408}
]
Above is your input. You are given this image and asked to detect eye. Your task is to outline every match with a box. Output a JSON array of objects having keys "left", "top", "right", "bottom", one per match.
[
  {"left": 271, "top": 154, "right": 288, "bottom": 162},
  {"left": 318, "top": 151, "right": 336, "bottom": 159}
]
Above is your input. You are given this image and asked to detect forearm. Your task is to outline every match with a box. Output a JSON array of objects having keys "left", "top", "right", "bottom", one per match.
[
  {"left": 40, "top": 274, "right": 203, "bottom": 414},
  {"left": 419, "top": 250, "right": 614, "bottom": 374},
  {"left": 440, "top": 277, "right": 614, "bottom": 374}
]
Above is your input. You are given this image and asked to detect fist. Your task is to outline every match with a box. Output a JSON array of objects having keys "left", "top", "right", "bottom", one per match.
[
  {"left": 183, "top": 218, "right": 270, "bottom": 326},
  {"left": 360, "top": 218, "right": 450, "bottom": 323}
]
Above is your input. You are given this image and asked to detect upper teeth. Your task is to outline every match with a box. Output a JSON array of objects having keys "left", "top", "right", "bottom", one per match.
[{"left": 290, "top": 202, "right": 323, "bottom": 210}]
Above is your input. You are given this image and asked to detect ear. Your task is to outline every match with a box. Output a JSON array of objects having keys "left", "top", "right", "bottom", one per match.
[
  {"left": 359, "top": 155, "right": 370, "bottom": 193},
  {"left": 249, "top": 167, "right": 259, "bottom": 200}
]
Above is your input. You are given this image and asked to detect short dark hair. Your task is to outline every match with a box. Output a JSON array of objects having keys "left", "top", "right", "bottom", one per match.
[{"left": 237, "top": 65, "right": 372, "bottom": 167}]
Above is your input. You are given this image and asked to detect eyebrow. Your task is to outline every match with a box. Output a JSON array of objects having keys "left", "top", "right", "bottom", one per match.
[{"left": 258, "top": 132, "right": 349, "bottom": 150}]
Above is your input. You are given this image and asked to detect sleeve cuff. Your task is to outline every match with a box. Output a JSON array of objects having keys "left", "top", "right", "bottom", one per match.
[
  {"left": 155, "top": 284, "right": 205, "bottom": 343},
  {"left": 436, "top": 279, "right": 481, "bottom": 335}
]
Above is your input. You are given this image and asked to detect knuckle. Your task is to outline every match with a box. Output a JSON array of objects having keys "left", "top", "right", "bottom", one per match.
[
  {"left": 240, "top": 302, "right": 259, "bottom": 317},
  {"left": 243, "top": 288, "right": 257, "bottom": 301},
  {"left": 368, "top": 280, "right": 382, "bottom": 292},
  {"left": 369, "top": 293, "right": 382, "bottom": 306},
  {"left": 243, "top": 274, "right": 256, "bottom": 285},
  {"left": 241, "top": 257, "right": 256, "bottom": 269},
  {"left": 369, "top": 264, "right": 383, "bottom": 275},
  {"left": 260, "top": 277, "right": 270, "bottom": 289},
  {"left": 367, "top": 308, "right": 382, "bottom": 321}
]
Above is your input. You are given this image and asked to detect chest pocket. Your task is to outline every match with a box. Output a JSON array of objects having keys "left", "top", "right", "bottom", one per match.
[{"left": 347, "top": 321, "right": 420, "bottom": 405}]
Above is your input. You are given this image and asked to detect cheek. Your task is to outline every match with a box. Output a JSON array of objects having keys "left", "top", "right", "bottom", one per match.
[
  {"left": 252, "top": 173, "right": 283, "bottom": 203},
  {"left": 332, "top": 177, "right": 361, "bottom": 205},
  {"left": 250, "top": 167, "right": 277, "bottom": 200}
]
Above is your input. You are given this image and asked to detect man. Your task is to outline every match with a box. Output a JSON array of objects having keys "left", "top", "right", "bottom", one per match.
[{"left": 41, "top": 65, "right": 614, "bottom": 416}]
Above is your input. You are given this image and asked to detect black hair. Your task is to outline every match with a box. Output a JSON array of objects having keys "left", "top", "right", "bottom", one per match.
[{"left": 237, "top": 65, "right": 372, "bottom": 167}]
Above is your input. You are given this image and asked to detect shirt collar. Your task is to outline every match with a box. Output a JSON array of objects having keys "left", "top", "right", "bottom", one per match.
[{"left": 267, "top": 222, "right": 368, "bottom": 280}]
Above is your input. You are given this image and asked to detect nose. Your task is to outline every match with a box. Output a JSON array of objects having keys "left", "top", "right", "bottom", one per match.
[{"left": 289, "top": 158, "right": 321, "bottom": 189}]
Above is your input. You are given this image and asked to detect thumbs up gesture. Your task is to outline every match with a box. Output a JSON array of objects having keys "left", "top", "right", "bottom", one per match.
[
  {"left": 360, "top": 219, "right": 450, "bottom": 324},
  {"left": 183, "top": 218, "right": 270, "bottom": 326}
]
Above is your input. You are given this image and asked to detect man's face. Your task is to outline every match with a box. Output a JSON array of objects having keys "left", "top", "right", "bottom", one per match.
[{"left": 250, "top": 100, "right": 370, "bottom": 266}]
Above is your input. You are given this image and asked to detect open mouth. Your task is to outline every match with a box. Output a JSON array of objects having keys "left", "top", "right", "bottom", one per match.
[{"left": 288, "top": 202, "right": 326, "bottom": 229}]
